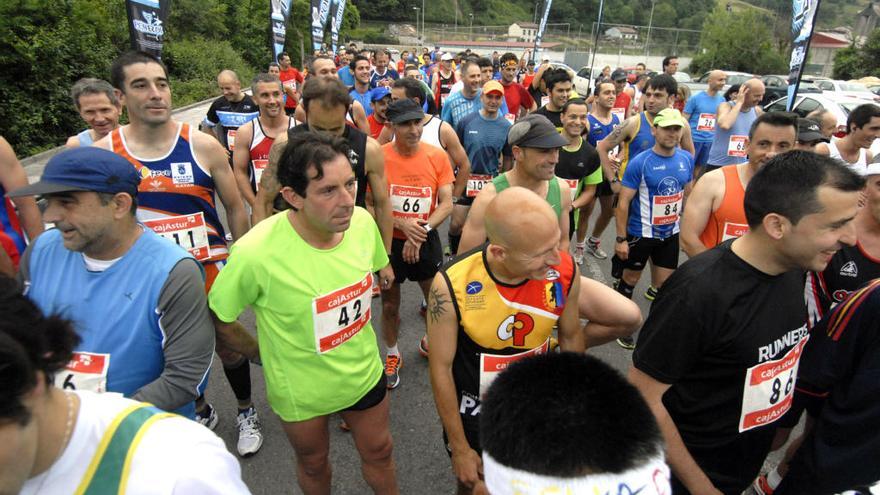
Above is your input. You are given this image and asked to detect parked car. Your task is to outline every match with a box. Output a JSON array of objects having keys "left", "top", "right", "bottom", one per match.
[
  {"left": 764, "top": 93, "right": 879, "bottom": 138},
  {"left": 760, "top": 75, "right": 822, "bottom": 107},
  {"left": 814, "top": 79, "right": 879, "bottom": 102},
  {"left": 694, "top": 71, "right": 755, "bottom": 87},
  {"left": 671, "top": 72, "right": 692, "bottom": 83}
]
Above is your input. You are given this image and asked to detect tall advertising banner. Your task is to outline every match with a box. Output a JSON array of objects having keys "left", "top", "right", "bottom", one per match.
[
  {"left": 786, "top": 0, "right": 821, "bottom": 110},
  {"left": 532, "top": 0, "right": 553, "bottom": 63},
  {"left": 330, "top": 0, "right": 347, "bottom": 54},
  {"left": 271, "top": 0, "right": 292, "bottom": 62},
  {"left": 125, "top": 0, "right": 170, "bottom": 58},
  {"left": 311, "top": 0, "right": 332, "bottom": 54}
]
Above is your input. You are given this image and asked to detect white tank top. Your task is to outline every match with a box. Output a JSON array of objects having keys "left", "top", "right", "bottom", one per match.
[
  {"left": 390, "top": 115, "right": 444, "bottom": 149},
  {"left": 250, "top": 116, "right": 298, "bottom": 152},
  {"left": 828, "top": 139, "right": 868, "bottom": 175}
]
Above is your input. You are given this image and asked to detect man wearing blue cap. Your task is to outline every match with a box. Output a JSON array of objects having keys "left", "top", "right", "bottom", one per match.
[
  {"left": 10, "top": 147, "right": 215, "bottom": 419},
  {"left": 368, "top": 87, "right": 392, "bottom": 140}
]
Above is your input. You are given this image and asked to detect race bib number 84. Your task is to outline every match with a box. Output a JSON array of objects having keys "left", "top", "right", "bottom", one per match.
[
  {"left": 312, "top": 273, "right": 373, "bottom": 354},
  {"left": 738, "top": 338, "right": 807, "bottom": 432}
]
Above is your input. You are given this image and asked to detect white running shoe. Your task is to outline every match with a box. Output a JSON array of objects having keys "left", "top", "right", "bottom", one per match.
[
  {"left": 236, "top": 407, "right": 264, "bottom": 457},
  {"left": 195, "top": 403, "right": 219, "bottom": 430}
]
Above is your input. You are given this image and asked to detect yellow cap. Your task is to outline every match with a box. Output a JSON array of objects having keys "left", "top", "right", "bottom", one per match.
[
  {"left": 482, "top": 80, "right": 504, "bottom": 96},
  {"left": 653, "top": 108, "right": 687, "bottom": 128}
]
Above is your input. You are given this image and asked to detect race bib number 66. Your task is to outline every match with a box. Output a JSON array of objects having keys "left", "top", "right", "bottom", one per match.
[
  {"left": 312, "top": 273, "right": 373, "bottom": 354},
  {"left": 738, "top": 337, "right": 808, "bottom": 432}
]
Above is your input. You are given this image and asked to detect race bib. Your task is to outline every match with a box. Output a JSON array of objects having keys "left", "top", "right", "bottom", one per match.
[
  {"left": 739, "top": 337, "right": 808, "bottom": 432},
  {"left": 226, "top": 129, "right": 237, "bottom": 151},
  {"left": 504, "top": 113, "right": 516, "bottom": 125},
  {"left": 143, "top": 212, "right": 211, "bottom": 261},
  {"left": 466, "top": 174, "right": 493, "bottom": 198},
  {"left": 652, "top": 192, "right": 683, "bottom": 225},
  {"left": 252, "top": 159, "right": 268, "bottom": 189},
  {"left": 312, "top": 273, "right": 373, "bottom": 354},
  {"left": 54, "top": 352, "right": 110, "bottom": 393},
  {"left": 697, "top": 113, "right": 716, "bottom": 131},
  {"left": 727, "top": 135, "right": 748, "bottom": 157},
  {"left": 563, "top": 178, "right": 580, "bottom": 202},
  {"left": 479, "top": 339, "right": 550, "bottom": 397},
  {"left": 283, "top": 79, "right": 297, "bottom": 91},
  {"left": 541, "top": 95, "right": 550, "bottom": 108},
  {"left": 611, "top": 107, "right": 626, "bottom": 122},
  {"left": 390, "top": 184, "right": 432, "bottom": 221},
  {"left": 721, "top": 221, "right": 749, "bottom": 242}
]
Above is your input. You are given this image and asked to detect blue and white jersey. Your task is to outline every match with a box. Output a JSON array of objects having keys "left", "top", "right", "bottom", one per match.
[
  {"left": 441, "top": 90, "right": 481, "bottom": 130},
  {"left": 586, "top": 113, "right": 620, "bottom": 147},
  {"left": 621, "top": 148, "right": 694, "bottom": 239},
  {"left": 203, "top": 95, "right": 259, "bottom": 152}
]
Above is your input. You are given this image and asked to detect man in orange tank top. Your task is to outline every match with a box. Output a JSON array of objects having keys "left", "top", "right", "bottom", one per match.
[{"left": 681, "top": 113, "right": 797, "bottom": 257}]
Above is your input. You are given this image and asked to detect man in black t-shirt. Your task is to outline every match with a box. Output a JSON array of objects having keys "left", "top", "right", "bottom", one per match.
[
  {"left": 555, "top": 98, "right": 600, "bottom": 245},
  {"left": 202, "top": 70, "right": 259, "bottom": 155},
  {"left": 533, "top": 68, "right": 572, "bottom": 131},
  {"left": 629, "top": 151, "right": 864, "bottom": 495}
]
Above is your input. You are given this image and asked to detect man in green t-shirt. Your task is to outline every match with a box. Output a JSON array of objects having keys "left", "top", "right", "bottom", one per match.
[{"left": 208, "top": 131, "right": 398, "bottom": 493}]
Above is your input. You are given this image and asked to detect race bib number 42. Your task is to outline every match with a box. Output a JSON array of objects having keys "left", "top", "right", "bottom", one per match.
[
  {"left": 143, "top": 212, "right": 211, "bottom": 261},
  {"left": 479, "top": 339, "right": 549, "bottom": 397},
  {"left": 738, "top": 337, "right": 808, "bottom": 432},
  {"left": 54, "top": 351, "right": 110, "bottom": 393},
  {"left": 652, "top": 192, "right": 683, "bottom": 225},
  {"left": 312, "top": 273, "right": 373, "bottom": 354},
  {"left": 697, "top": 113, "right": 716, "bottom": 131},
  {"left": 728, "top": 135, "right": 748, "bottom": 157},
  {"left": 466, "top": 174, "right": 492, "bottom": 198},
  {"left": 390, "top": 184, "right": 432, "bottom": 221}
]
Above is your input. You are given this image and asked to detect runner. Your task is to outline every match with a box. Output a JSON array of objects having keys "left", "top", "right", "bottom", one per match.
[
  {"left": 253, "top": 77, "right": 393, "bottom": 255},
  {"left": 65, "top": 78, "right": 122, "bottom": 148},
  {"left": 449, "top": 80, "right": 512, "bottom": 257},
  {"left": 350, "top": 55, "right": 374, "bottom": 116},
  {"left": 680, "top": 112, "right": 797, "bottom": 257},
  {"left": 433, "top": 53, "right": 458, "bottom": 114},
  {"left": 380, "top": 98, "right": 455, "bottom": 388},
  {"left": 806, "top": 108, "right": 838, "bottom": 140},
  {"left": 202, "top": 70, "right": 259, "bottom": 156},
  {"left": 575, "top": 79, "right": 620, "bottom": 263},
  {"left": 0, "top": 277, "right": 251, "bottom": 495},
  {"left": 706, "top": 79, "right": 765, "bottom": 171},
  {"left": 441, "top": 58, "right": 484, "bottom": 130},
  {"left": 232, "top": 73, "right": 298, "bottom": 209},
  {"left": 533, "top": 68, "right": 573, "bottom": 131},
  {"left": 12, "top": 147, "right": 215, "bottom": 419},
  {"left": 662, "top": 56, "right": 678, "bottom": 77},
  {"left": 368, "top": 87, "right": 392, "bottom": 139},
  {"left": 278, "top": 52, "right": 304, "bottom": 116},
  {"left": 613, "top": 109, "right": 694, "bottom": 350},
  {"left": 816, "top": 103, "right": 880, "bottom": 173},
  {"left": 370, "top": 49, "right": 400, "bottom": 88},
  {"left": 480, "top": 353, "right": 671, "bottom": 495},
  {"left": 629, "top": 151, "right": 863, "bottom": 495},
  {"left": 498, "top": 52, "right": 535, "bottom": 121},
  {"left": 209, "top": 131, "right": 399, "bottom": 495},
  {"left": 96, "top": 51, "right": 260, "bottom": 456},
  {"left": 683, "top": 70, "right": 726, "bottom": 177},
  {"left": 610, "top": 69, "right": 632, "bottom": 122},
  {"left": 428, "top": 187, "right": 586, "bottom": 495},
  {"left": 794, "top": 117, "right": 829, "bottom": 152},
  {"left": 294, "top": 55, "right": 371, "bottom": 135},
  {"left": 268, "top": 62, "right": 281, "bottom": 77},
  {"left": 0, "top": 136, "right": 43, "bottom": 273}
]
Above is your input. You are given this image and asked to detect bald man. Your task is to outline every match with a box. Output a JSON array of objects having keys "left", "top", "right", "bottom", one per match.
[
  {"left": 428, "top": 186, "right": 585, "bottom": 495},
  {"left": 203, "top": 69, "right": 260, "bottom": 155},
  {"left": 684, "top": 70, "right": 727, "bottom": 177},
  {"left": 706, "top": 78, "right": 765, "bottom": 171}
]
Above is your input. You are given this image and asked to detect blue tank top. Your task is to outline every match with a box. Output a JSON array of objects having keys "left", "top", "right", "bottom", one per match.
[
  {"left": 586, "top": 113, "right": 620, "bottom": 147},
  {"left": 77, "top": 129, "right": 94, "bottom": 146},
  {"left": 25, "top": 228, "right": 201, "bottom": 418},
  {"left": 707, "top": 103, "right": 757, "bottom": 166},
  {"left": 619, "top": 112, "right": 655, "bottom": 178},
  {"left": 0, "top": 183, "right": 26, "bottom": 265},
  {"left": 456, "top": 111, "right": 512, "bottom": 176}
]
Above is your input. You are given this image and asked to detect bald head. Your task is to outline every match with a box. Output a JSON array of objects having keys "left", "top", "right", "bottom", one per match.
[
  {"left": 218, "top": 70, "right": 243, "bottom": 101},
  {"left": 218, "top": 70, "right": 240, "bottom": 84},
  {"left": 744, "top": 78, "right": 764, "bottom": 93},
  {"left": 485, "top": 187, "right": 559, "bottom": 250}
]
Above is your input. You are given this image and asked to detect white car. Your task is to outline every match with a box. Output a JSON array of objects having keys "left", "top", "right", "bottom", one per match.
[
  {"left": 814, "top": 79, "right": 879, "bottom": 102},
  {"left": 765, "top": 92, "right": 880, "bottom": 154},
  {"left": 547, "top": 62, "right": 592, "bottom": 98}
]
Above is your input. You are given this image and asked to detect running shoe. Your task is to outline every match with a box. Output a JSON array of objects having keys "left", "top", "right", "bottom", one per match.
[
  {"left": 574, "top": 244, "right": 585, "bottom": 265},
  {"left": 616, "top": 336, "right": 636, "bottom": 350},
  {"left": 385, "top": 354, "right": 402, "bottom": 389},
  {"left": 645, "top": 285, "right": 659, "bottom": 301},
  {"left": 195, "top": 403, "right": 219, "bottom": 430},
  {"left": 586, "top": 239, "right": 608, "bottom": 259},
  {"left": 236, "top": 407, "right": 263, "bottom": 457},
  {"left": 418, "top": 335, "right": 429, "bottom": 358},
  {"left": 419, "top": 298, "right": 427, "bottom": 318},
  {"left": 744, "top": 474, "right": 774, "bottom": 495}
]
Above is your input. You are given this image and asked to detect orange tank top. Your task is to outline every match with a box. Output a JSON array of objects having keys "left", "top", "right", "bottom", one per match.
[{"left": 699, "top": 165, "right": 750, "bottom": 248}]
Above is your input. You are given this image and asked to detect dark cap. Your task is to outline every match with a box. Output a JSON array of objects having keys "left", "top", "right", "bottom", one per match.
[
  {"left": 507, "top": 114, "right": 569, "bottom": 149},
  {"left": 797, "top": 118, "right": 829, "bottom": 143},
  {"left": 8, "top": 147, "right": 140, "bottom": 198},
  {"left": 386, "top": 98, "right": 424, "bottom": 124},
  {"left": 611, "top": 69, "right": 627, "bottom": 82}
]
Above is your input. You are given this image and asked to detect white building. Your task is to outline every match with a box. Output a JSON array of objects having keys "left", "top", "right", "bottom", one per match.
[
  {"left": 508, "top": 22, "right": 540, "bottom": 43},
  {"left": 605, "top": 26, "right": 638, "bottom": 41}
]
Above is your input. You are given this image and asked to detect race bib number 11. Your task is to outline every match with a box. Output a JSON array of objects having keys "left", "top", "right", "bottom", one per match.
[{"left": 143, "top": 213, "right": 211, "bottom": 261}]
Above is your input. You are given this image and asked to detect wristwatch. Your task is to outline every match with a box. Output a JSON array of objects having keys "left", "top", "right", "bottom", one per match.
[
  {"left": 424, "top": 223, "right": 433, "bottom": 233},
  {"left": 615, "top": 236, "right": 627, "bottom": 243},
  {"left": 451, "top": 196, "right": 460, "bottom": 204}
]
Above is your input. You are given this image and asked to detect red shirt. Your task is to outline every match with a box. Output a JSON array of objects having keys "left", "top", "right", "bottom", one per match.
[
  {"left": 502, "top": 81, "right": 535, "bottom": 119},
  {"left": 613, "top": 92, "right": 632, "bottom": 121},
  {"left": 367, "top": 114, "right": 386, "bottom": 139},
  {"left": 279, "top": 68, "right": 304, "bottom": 109}
]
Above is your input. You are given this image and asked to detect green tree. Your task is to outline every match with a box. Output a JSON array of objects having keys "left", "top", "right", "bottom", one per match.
[
  {"left": 832, "top": 29, "right": 880, "bottom": 80},
  {"left": 689, "top": 7, "right": 787, "bottom": 75}
]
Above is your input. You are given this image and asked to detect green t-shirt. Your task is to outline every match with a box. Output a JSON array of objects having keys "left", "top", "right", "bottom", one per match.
[{"left": 208, "top": 208, "right": 388, "bottom": 422}]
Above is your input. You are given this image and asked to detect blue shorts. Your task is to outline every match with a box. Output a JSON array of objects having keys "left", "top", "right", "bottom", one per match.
[{"left": 693, "top": 141, "right": 713, "bottom": 167}]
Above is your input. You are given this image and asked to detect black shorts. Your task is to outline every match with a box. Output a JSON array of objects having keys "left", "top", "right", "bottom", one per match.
[
  {"left": 341, "top": 373, "right": 387, "bottom": 412},
  {"left": 595, "top": 175, "right": 615, "bottom": 197},
  {"left": 456, "top": 195, "right": 475, "bottom": 207},
  {"left": 284, "top": 107, "right": 296, "bottom": 116},
  {"left": 621, "top": 233, "right": 680, "bottom": 271},
  {"left": 442, "top": 421, "right": 481, "bottom": 457},
  {"left": 390, "top": 230, "right": 443, "bottom": 283}
]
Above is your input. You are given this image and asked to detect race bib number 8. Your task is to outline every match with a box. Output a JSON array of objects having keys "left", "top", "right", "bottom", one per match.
[
  {"left": 390, "top": 184, "right": 432, "bottom": 221},
  {"left": 312, "top": 273, "right": 373, "bottom": 354},
  {"left": 728, "top": 135, "right": 748, "bottom": 157},
  {"left": 697, "top": 113, "right": 716, "bottom": 131},
  {"left": 466, "top": 174, "right": 492, "bottom": 198},
  {"left": 54, "top": 352, "right": 110, "bottom": 393},
  {"left": 479, "top": 339, "right": 549, "bottom": 397},
  {"left": 738, "top": 338, "right": 807, "bottom": 432},
  {"left": 652, "top": 192, "right": 683, "bottom": 225},
  {"left": 143, "top": 212, "right": 211, "bottom": 261}
]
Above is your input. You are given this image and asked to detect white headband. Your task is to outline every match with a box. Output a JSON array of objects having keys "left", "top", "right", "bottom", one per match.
[{"left": 483, "top": 452, "right": 671, "bottom": 495}]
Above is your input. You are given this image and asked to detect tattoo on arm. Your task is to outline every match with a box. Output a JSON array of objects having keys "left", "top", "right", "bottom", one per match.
[{"left": 428, "top": 286, "right": 449, "bottom": 324}]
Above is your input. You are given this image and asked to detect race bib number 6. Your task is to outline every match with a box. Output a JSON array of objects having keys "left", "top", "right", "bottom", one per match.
[
  {"left": 312, "top": 273, "right": 373, "bottom": 354},
  {"left": 390, "top": 184, "right": 432, "bottom": 221},
  {"left": 738, "top": 337, "right": 808, "bottom": 432},
  {"left": 143, "top": 212, "right": 211, "bottom": 261},
  {"left": 54, "top": 351, "right": 110, "bottom": 393}
]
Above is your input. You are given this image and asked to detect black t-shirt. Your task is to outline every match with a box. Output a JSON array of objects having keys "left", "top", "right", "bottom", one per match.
[
  {"left": 806, "top": 243, "right": 880, "bottom": 325},
  {"left": 633, "top": 240, "right": 809, "bottom": 494},
  {"left": 204, "top": 95, "right": 259, "bottom": 152},
  {"left": 556, "top": 137, "right": 600, "bottom": 183},
  {"left": 534, "top": 105, "right": 563, "bottom": 131}
]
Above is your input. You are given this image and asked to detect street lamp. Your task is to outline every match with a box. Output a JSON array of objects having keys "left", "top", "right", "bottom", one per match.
[
  {"left": 421, "top": 0, "right": 426, "bottom": 45},
  {"left": 469, "top": 13, "right": 474, "bottom": 42},
  {"left": 644, "top": 0, "right": 656, "bottom": 61},
  {"left": 413, "top": 6, "right": 420, "bottom": 41}
]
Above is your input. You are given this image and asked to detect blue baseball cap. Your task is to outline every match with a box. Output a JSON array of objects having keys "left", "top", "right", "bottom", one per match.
[
  {"left": 8, "top": 147, "right": 141, "bottom": 198},
  {"left": 370, "top": 86, "right": 392, "bottom": 102}
]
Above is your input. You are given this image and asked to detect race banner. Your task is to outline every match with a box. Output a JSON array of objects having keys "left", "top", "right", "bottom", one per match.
[
  {"left": 330, "top": 0, "right": 347, "bottom": 54},
  {"left": 786, "top": 0, "right": 822, "bottom": 110},
  {"left": 310, "top": 0, "right": 332, "bottom": 54},
  {"left": 125, "top": 0, "right": 170, "bottom": 58},
  {"left": 271, "top": 0, "right": 292, "bottom": 62},
  {"left": 532, "top": 0, "right": 553, "bottom": 63}
]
